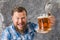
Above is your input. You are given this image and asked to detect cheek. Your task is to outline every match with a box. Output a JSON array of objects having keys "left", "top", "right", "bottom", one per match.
[{"left": 13, "top": 19, "right": 18, "bottom": 25}]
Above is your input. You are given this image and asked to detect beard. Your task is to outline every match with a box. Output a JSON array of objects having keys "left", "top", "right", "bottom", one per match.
[{"left": 14, "top": 23, "right": 27, "bottom": 34}]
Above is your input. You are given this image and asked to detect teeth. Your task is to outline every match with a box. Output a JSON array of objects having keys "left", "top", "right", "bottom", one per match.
[
  {"left": 19, "top": 24, "right": 21, "bottom": 25},
  {"left": 18, "top": 24, "right": 23, "bottom": 27}
]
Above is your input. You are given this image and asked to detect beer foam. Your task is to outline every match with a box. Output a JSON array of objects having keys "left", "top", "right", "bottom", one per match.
[{"left": 37, "top": 14, "right": 48, "bottom": 18}]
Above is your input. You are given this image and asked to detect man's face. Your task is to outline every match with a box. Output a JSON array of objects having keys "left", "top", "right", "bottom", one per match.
[{"left": 12, "top": 11, "right": 27, "bottom": 31}]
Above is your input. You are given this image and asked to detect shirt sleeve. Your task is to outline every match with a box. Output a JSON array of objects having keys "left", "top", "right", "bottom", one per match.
[
  {"left": 28, "top": 22, "right": 38, "bottom": 32},
  {"left": 1, "top": 28, "right": 10, "bottom": 40},
  {"left": 33, "top": 23, "right": 38, "bottom": 32}
]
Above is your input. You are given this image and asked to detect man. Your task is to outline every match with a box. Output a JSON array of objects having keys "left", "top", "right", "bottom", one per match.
[{"left": 1, "top": 6, "right": 55, "bottom": 40}]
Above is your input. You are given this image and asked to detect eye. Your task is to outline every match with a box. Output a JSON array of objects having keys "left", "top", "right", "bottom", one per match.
[
  {"left": 21, "top": 17, "right": 25, "bottom": 19},
  {"left": 16, "top": 18, "right": 19, "bottom": 19}
]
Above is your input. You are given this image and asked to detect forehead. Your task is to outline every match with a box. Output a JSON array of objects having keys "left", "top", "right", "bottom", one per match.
[{"left": 13, "top": 11, "right": 26, "bottom": 17}]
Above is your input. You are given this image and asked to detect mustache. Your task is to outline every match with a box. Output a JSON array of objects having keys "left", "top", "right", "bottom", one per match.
[
  {"left": 17, "top": 22, "right": 27, "bottom": 26},
  {"left": 18, "top": 22, "right": 25, "bottom": 25}
]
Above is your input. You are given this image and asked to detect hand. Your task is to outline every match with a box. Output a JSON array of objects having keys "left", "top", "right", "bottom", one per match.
[{"left": 48, "top": 14, "right": 56, "bottom": 27}]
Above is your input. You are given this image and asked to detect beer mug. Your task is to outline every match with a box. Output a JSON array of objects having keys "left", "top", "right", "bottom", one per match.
[{"left": 37, "top": 13, "right": 52, "bottom": 33}]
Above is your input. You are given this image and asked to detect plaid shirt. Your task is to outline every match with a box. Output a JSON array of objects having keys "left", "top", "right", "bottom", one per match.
[{"left": 1, "top": 22, "right": 38, "bottom": 40}]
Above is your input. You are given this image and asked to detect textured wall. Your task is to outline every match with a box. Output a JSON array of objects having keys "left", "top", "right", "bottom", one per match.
[{"left": 0, "top": 0, "right": 60, "bottom": 40}]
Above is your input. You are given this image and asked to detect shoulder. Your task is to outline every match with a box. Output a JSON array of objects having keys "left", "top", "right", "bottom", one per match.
[
  {"left": 2, "top": 25, "right": 11, "bottom": 34},
  {"left": 28, "top": 22, "right": 37, "bottom": 27},
  {"left": 2, "top": 25, "right": 13, "bottom": 35},
  {"left": 27, "top": 22, "right": 38, "bottom": 31},
  {"left": 1, "top": 25, "right": 12, "bottom": 40}
]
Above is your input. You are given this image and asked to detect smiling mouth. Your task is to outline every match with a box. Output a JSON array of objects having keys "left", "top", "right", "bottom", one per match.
[{"left": 18, "top": 24, "right": 23, "bottom": 27}]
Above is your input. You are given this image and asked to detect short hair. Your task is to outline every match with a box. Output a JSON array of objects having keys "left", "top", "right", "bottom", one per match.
[{"left": 11, "top": 6, "right": 27, "bottom": 16}]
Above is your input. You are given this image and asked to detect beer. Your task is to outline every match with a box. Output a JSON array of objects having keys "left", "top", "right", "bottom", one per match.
[{"left": 37, "top": 14, "right": 51, "bottom": 33}]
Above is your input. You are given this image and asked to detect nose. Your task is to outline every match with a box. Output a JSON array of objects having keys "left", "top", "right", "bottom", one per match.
[{"left": 18, "top": 18, "right": 22, "bottom": 23}]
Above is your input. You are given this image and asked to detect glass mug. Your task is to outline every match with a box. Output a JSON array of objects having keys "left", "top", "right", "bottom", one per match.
[{"left": 37, "top": 13, "right": 52, "bottom": 33}]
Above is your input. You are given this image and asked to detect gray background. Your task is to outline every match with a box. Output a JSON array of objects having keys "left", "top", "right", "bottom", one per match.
[{"left": 0, "top": 0, "right": 60, "bottom": 40}]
